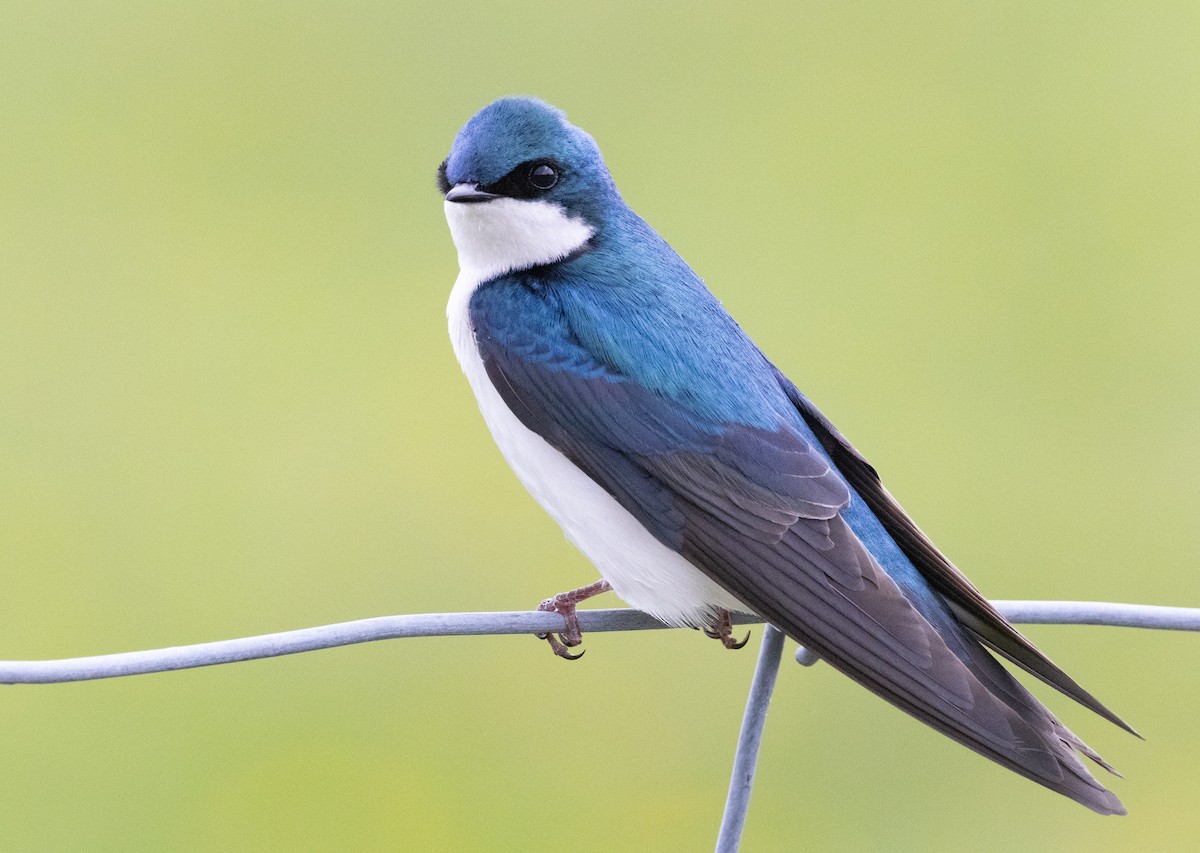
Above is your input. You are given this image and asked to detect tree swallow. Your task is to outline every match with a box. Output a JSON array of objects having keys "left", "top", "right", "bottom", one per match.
[{"left": 439, "top": 96, "right": 1133, "bottom": 814}]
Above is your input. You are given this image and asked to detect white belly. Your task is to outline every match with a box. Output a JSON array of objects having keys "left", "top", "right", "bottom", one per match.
[{"left": 446, "top": 273, "right": 746, "bottom": 627}]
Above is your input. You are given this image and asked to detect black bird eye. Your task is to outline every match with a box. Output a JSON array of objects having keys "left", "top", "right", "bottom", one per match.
[
  {"left": 475, "top": 160, "right": 562, "bottom": 199},
  {"left": 528, "top": 163, "right": 558, "bottom": 191}
]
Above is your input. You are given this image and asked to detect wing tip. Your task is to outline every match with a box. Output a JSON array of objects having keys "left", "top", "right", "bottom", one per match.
[{"left": 1080, "top": 787, "right": 1127, "bottom": 816}]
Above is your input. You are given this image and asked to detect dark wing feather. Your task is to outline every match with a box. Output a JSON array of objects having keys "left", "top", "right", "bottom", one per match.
[
  {"left": 774, "top": 369, "right": 1137, "bottom": 738},
  {"left": 471, "top": 286, "right": 1124, "bottom": 814}
]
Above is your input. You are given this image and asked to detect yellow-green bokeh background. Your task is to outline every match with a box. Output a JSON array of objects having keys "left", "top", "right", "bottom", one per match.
[{"left": 3, "top": 3, "right": 1199, "bottom": 850}]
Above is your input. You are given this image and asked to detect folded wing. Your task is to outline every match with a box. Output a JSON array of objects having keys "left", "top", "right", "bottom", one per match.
[{"left": 471, "top": 281, "right": 1125, "bottom": 814}]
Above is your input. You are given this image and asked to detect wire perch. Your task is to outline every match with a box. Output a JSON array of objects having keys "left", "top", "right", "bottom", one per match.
[{"left": 2, "top": 600, "right": 1198, "bottom": 852}]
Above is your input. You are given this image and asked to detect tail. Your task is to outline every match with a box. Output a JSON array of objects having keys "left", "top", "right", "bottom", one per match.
[{"left": 790, "top": 612, "right": 1126, "bottom": 814}]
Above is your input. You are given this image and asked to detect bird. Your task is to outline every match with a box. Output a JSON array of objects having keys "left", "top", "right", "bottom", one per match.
[{"left": 438, "top": 96, "right": 1134, "bottom": 814}]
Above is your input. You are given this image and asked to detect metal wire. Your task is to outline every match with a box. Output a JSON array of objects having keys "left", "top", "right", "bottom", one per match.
[
  {"left": 1, "top": 600, "right": 1197, "bottom": 852},
  {"left": 716, "top": 624, "right": 786, "bottom": 853},
  {"left": 0, "top": 609, "right": 753, "bottom": 684},
  {"left": 1, "top": 601, "right": 1194, "bottom": 685}
]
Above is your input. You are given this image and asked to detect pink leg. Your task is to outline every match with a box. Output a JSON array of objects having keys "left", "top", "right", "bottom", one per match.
[{"left": 536, "top": 579, "right": 613, "bottom": 660}]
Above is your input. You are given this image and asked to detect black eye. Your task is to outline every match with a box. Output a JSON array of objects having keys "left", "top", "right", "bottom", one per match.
[
  {"left": 529, "top": 163, "right": 558, "bottom": 191},
  {"left": 477, "top": 160, "right": 562, "bottom": 199}
]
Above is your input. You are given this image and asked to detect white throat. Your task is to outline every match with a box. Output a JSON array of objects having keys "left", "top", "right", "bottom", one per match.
[{"left": 444, "top": 197, "right": 594, "bottom": 284}]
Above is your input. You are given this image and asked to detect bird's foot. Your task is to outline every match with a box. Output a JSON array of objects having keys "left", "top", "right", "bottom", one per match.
[
  {"left": 703, "top": 608, "right": 751, "bottom": 650},
  {"left": 535, "top": 579, "right": 613, "bottom": 660}
]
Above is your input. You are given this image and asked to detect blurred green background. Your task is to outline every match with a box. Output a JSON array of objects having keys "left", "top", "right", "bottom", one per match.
[{"left": 2, "top": 2, "right": 1198, "bottom": 850}]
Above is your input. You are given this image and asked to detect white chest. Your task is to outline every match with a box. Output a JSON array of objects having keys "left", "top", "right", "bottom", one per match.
[{"left": 443, "top": 198, "right": 744, "bottom": 626}]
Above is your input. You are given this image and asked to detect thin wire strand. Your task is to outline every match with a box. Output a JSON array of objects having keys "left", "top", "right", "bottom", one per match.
[
  {"left": 0, "top": 601, "right": 1197, "bottom": 685},
  {"left": 716, "top": 624, "right": 786, "bottom": 853},
  {"left": 2, "top": 602, "right": 1197, "bottom": 853}
]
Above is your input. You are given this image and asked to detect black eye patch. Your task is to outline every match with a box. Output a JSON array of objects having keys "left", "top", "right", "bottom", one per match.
[{"left": 480, "top": 160, "right": 563, "bottom": 200}]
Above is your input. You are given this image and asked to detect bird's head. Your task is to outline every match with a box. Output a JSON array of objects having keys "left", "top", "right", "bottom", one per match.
[{"left": 439, "top": 97, "right": 617, "bottom": 281}]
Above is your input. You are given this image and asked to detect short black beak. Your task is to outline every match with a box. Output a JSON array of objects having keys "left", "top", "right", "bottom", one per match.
[{"left": 445, "top": 183, "right": 501, "bottom": 204}]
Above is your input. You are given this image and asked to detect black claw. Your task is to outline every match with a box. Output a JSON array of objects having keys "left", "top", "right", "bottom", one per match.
[
  {"left": 543, "top": 632, "right": 586, "bottom": 660},
  {"left": 533, "top": 582, "right": 614, "bottom": 661},
  {"left": 702, "top": 626, "right": 721, "bottom": 640},
  {"left": 729, "top": 630, "right": 752, "bottom": 650}
]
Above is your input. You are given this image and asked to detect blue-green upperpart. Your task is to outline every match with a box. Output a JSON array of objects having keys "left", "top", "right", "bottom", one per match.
[{"left": 445, "top": 98, "right": 616, "bottom": 192}]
